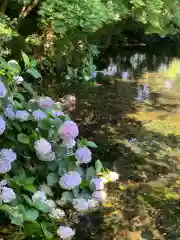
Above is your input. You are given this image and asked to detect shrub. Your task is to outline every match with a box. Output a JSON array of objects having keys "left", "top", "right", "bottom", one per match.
[{"left": 0, "top": 52, "right": 119, "bottom": 239}]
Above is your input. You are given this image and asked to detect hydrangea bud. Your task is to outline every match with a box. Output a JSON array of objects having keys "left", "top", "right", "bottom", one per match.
[
  {"left": 16, "top": 110, "right": 29, "bottom": 121},
  {"left": 73, "top": 198, "right": 89, "bottom": 212},
  {"left": 90, "top": 177, "right": 104, "bottom": 191},
  {"left": 4, "top": 105, "right": 16, "bottom": 119},
  {"left": 49, "top": 208, "right": 66, "bottom": 220},
  {"left": 0, "top": 82, "right": 7, "bottom": 98},
  {"left": 88, "top": 198, "right": 99, "bottom": 209},
  {"left": 39, "top": 97, "right": 54, "bottom": 108},
  {"left": 1, "top": 186, "right": 16, "bottom": 203},
  {"left": 34, "top": 139, "right": 52, "bottom": 155},
  {"left": 0, "top": 116, "right": 6, "bottom": 135},
  {"left": 75, "top": 147, "right": 92, "bottom": 164},
  {"left": 59, "top": 171, "right": 81, "bottom": 190},
  {"left": 32, "top": 191, "right": 46, "bottom": 202},
  {"left": 59, "top": 121, "right": 79, "bottom": 139},
  {"left": 32, "top": 109, "right": 46, "bottom": 120},
  {"left": 57, "top": 226, "right": 75, "bottom": 239},
  {"left": 92, "top": 190, "right": 107, "bottom": 202},
  {"left": 62, "top": 138, "right": 76, "bottom": 148}
]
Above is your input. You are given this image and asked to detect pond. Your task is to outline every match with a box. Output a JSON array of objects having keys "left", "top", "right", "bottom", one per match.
[{"left": 41, "top": 43, "right": 180, "bottom": 240}]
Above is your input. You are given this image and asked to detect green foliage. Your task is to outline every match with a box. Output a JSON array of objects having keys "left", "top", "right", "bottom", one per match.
[{"left": 0, "top": 52, "right": 116, "bottom": 239}]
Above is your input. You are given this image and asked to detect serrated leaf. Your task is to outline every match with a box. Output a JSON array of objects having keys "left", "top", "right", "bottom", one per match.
[
  {"left": 41, "top": 222, "right": 53, "bottom": 239},
  {"left": 95, "top": 160, "right": 104, "bottom": 174},
  {"left": 22, "top": 51, "right": 30, "bottom": 67},
  {"left": 47, "top": 173, "right": 59, "bottom": 186},
  {"left": 26, "top": 68, "right": 42, "bottom": 79},
  {"left": 87, "top": 141, "right": 98, "bottom": 148},
  {"left": 23, "top": 207, "right": 39, "bottom": 221},
  {"left": 17, "top": 133, "right": 30, "bottom": 144},
  {"left": 34, "top": 199, "right": 51, "bottom": 213},
  {"left": 86, "top": 166, "right": 96, "bottom": 182}
]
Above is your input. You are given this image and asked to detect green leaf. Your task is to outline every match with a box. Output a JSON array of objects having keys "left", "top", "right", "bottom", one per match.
[
  {"left": 17, "top": 133, "right": 30, "bottom": 144},
  {"left": 30, "top": 60, "right": 37, "bottom": 68},
  {"left": 22, "top": 194, "right": 34, "bottom": 206},
  {"left": 86, "top": 166, "right": 96, "bottom": 182},
  {"left": 22, "top": 81, "right": 35, "bottom": 95},
  {"left": 61, "top": 191, "right": 74, "bottom": 203},
  {"left": 24, "top": 184, "right": 36, "bottom": 193},
  {"left": 34, "top": 199, "right": 51, "bottom": 213},
  {"left": 26, "top": 68, "right": 42, "bottom": 79},
  {"left": 41, "top": 222, "right": 53, "bottom": 239},
  {"left": 47, "top": 173, "right": 59, "bottom": 186},
  {"left": 24, "top": 222, "right": 43, "bottom": 237},
  {"left": 95, "top": 160, "right": 103, "bottom": 174},
  {"left": 87, "top": 141, "right": 98, "bottom": 148},
  {"left": 23, "top": 207, "right": 39, "bottom": 221},
  {"left": 22, "top": 51, "right": 30, "bottom": 67}
]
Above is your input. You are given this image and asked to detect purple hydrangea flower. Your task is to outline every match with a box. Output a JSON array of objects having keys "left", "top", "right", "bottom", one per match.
[{"left": 75, "top": 147, "right": 92, "bottom": 164}]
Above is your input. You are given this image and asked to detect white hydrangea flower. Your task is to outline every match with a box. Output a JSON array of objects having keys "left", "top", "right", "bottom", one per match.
[
  {"left": 92, "top": 191, "right": 107, "bottom": 202},
  {"left": 99, "top": 177, "right": 108, "bottom": 184},
  {"left": 0, "top": 82, "right": 7, "bottom": 98},
  {"left": 75, "top": 147, "right": 92, "bottom": 164},
  {"left": 32, "top": 109, "right": 46, "bottom": 120},
  {"left": 32, "top": 190, "right": 46, "bottom": 202},
  {"left": 0, "top": 116, "right": 6, "bottom": 135},
  {"left": 62, "top": 138, "right": 76, "bottom": 148},
  {"left": 88, "top": 198, "right": 99, "bottom": 209},
  {"left": 13, "top": 75, "right": 24, "bottom": 84},
  {"left": 45, "top": 199, "right": 56, "bottom": 209},
  {"left": 49, "top": 208, "right": 66, "bottom": 220},
  {"left": 73, "top": 198, "right": 89, "bottom": 212},
  {"left": 39, "top": 97, "right": 54, "bottom": 108},
  {"left": 90, "top": 177, "right": 104, "bottom": 191},
  {"left": 59, "top": 171, "right": 81, "bottom": 190},
  {"left": 57, "top": 226, "right": 75, "bottom": 239},
  {"left": 0, "top": 149, "right": 16, "bottom": 163},
  {"left": 1, "top": 186, "right": 16, "bottom": 203},
  {"left": 0, "top": 159, "right": 11, "bottom": 174},
  {"left": 35, "top": 138, "right": 52, "bottom": 155},
  {"left": 36, "top": 151, "right": 56, "bottom": 162},
  {"left": 16, "top": 110, "right": 29, "bottom": 121},
  {"left": 8, "top": 60, "right": 18, "bottom": 65},
  {"left": 107, "top": 171, "right": 119, "bottom": 182},
  {"left": 4, "top": 105, "right": 16, "bottom": 119}
]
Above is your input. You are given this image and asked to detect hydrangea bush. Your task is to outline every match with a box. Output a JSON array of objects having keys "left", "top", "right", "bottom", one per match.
[{"left": 0, "top": 52, "right": 119, "bottom": 239}]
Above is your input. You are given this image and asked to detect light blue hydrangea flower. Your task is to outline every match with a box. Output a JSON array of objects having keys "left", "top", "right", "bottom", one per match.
[
  {"left": 0, "top": 186, "right": 16, "bottom": 203},
  {"left": 0, "top": 149, "right": 17, "bottom": 163},
  {"left": 0, "top": 116, "right": 6, "bottom": 135},
  {"left": 4, "top": 105, "right": 16, "bottom": 119},
  {"left": 59, "top": 171, "right": 82, "bottom": 190},
  {"left": 52, "top": 110, "right": 64, "bottom": 117},
  {"left": 0, "top": 82, "right": 7, "bottom": 98},
  {"left": 16, "top": 110, "right": 29, "bottom": 121},
  {"left": 0, "top": 159, "right": 11, "bottom": 174},
  {"left": 39, "top": 97, "right": 54, "bottom": 108},
  {"left": 32, "top": 109, "right": 46, "bottom": 120}
]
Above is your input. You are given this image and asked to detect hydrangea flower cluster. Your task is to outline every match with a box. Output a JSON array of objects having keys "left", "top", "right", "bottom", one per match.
[
  {"left": 90, "top": 177, "right": 104, "bottom": 191},
  {"left": 59, "top": 120, "right": 79, "bottom": 149},
  {"left": 39, "top": 97, "right": 54, "bottom": 108},
  {"left": 59, "top": 171, "right": 81, "bottom": 190},
  {"left": 16, "top": 110, "right": 29, "bottom": 121},
  {"left": 57, "top": 226, "right": 75, "bottom": 240},
  {"left": 0, "top": 81, "right": 7, "bottom": 98},
  {"left": 32, "top": 109, "right": 47, "bottom": 120},
  {"left": 72, "top": 198, "right": 89, "bottom": 212},
  {"left": 0, "top": 116, "right": 6, "bottom": 135},
  {"left": 4, "top": 105, "right": 16, "bottom": 119},
  {"left": 75, "top": 147, "right": 92, "bottom": 164},
  {"left": 0, "top": 149, "right": 17, "bottom": 174},
  {"left": 13, "top": 75, "right": 24, "bottom": 84},
  {"left": 0, "top": 181, "right": 16, "bottom": 203},
  {"left": 34, "top": 138, "right": 55, "bottom": 162}
]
